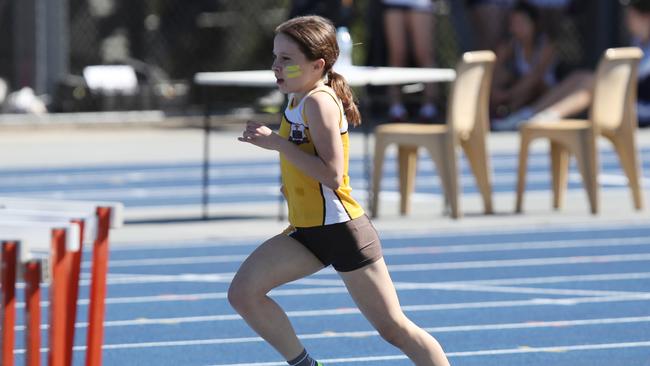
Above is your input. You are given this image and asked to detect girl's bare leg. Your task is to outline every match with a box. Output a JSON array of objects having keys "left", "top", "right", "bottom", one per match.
[
  {"left": 339, "top": 258, "right": 450, "bottom": 366},
  {"left": 228, "top": 234, "right": 324, "bottom": 360}
]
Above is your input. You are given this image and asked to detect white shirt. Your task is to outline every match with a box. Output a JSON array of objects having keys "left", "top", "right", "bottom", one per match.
[{"left": 381, "top": 0, "right": 434, "bottom": 11}]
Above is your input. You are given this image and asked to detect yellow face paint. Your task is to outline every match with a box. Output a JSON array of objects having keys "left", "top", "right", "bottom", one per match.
[{"left": 285, "top": 65, "right": 302, "bottom": 79}]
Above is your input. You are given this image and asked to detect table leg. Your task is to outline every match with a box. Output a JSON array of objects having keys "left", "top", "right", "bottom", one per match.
[{"left": 202, "top": 89, "right": 212, "bottom": 220}]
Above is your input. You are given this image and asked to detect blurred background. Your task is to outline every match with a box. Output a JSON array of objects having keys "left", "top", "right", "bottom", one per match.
[{"left": 0, "top": 0, "right": 630, "bottom": 121}]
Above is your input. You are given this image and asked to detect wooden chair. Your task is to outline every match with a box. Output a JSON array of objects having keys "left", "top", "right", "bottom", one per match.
[
  {"left": 515, "top": 47, "right": 645, "bottom": 214},
  {"left": 371, "top": 51, "right": 496, "bottom": 219}
]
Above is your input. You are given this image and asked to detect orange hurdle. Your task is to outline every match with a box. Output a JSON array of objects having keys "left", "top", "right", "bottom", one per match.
[
  {"left": 0, "top": 198, "right": 123, "bottom": 366},
  {"left": 1, "top": 240, "right": 18, "bottom": 366},
  {"left": 24, "top": 259, "right": 43, "bottom": 366}
]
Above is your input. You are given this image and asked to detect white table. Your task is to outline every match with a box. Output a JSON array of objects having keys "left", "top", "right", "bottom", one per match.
[
  {"left": 194, "top": 66, "right": 456, "bottom": 218},
  {"left": 194, "top": 66, "right": 455, "bottom": 87}
]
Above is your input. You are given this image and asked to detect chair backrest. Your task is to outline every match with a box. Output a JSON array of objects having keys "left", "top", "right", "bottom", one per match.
[
  {"left": 447, "top": 50, "right": 496, "bottom": 139},
  {"left": 590, "top": 47, "right": 643, "bottom": 133}
]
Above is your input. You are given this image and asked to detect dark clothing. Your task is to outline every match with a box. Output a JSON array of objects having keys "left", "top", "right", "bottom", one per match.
[
  {"left": 289, "top": 0, "right": 351, "bottom": 27},
  {"left": 290, "top": 215, "right": 383, "bottom": 272}
]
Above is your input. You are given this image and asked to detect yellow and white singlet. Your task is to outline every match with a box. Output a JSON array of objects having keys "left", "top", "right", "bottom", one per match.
[{"left": 279, "top": 88, "right": 364, "bottom": 228}]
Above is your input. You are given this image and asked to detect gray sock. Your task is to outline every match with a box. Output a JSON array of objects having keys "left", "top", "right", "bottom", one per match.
[{"left": 287, "top": 349, "right": 321, "bottom": 366}]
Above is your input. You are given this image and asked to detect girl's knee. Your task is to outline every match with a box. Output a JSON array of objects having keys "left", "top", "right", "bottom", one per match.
[
  {"left": 227, "top": 277, "right": 262, "bottom": 313},
  {"left": 227, "top": 281, "right": 246, "bottom": 312},
  {"left": 375, "top": 317, "right": 411, "bottom": 348}
]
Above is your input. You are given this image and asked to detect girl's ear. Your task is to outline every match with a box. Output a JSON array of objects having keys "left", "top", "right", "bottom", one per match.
[{"left": 313, "top": 58, "right": 326, "bottom": 72}]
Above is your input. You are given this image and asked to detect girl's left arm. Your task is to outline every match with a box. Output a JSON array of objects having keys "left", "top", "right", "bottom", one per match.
[{"left": 239, "top": 92, "right": 344, "bottom": 190}]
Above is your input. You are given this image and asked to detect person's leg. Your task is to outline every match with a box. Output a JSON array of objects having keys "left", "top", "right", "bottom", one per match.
[
  {"left": 508, "top": 80, "right": 548, "bottom": 113},
  {"left": 339, "top": 258, "right": 450, "bottom": 366},
  {"left": 228, "top": 233, "right": 325, "bottom": 361},
  {"left": 406, "top": 9, "right": 438, "bottom": 118},
  {"left": 492, "top": 71, "right": 595, "bottom": 130},
  {"left": 531, "top": 70, "right": 594, "bottom": 118},
  {"left": 383, "top": 8, "right": 409, "bottom": 120},
  {"left": 469, "top": 2, "right": 510, "bottom": 51}
]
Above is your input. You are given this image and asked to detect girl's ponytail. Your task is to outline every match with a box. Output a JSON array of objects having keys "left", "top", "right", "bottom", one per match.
[{"left": 327, "top": 70, "right": 361, "bottom": 126}]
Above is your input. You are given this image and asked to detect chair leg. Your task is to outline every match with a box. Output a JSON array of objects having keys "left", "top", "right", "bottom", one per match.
[
  {"left": 371, "top": 135, "right": 389, "bottom": 218},
  {"left": 515, "top": 132, "right": 532, "bottom": 213},
  {"left": 461, "top": 138, "right": 493, "bottom": 214},
  {"left": 550, "top": 142, "right": 569, "bottom": 210},
  {"left": 398, "top": 145, "right": 418, "bottom": 215},
  {"left": 610, "top": 133, "right": 644, "bottom": 210},
  {"left": 426, "top": 139, "right": 460, "bottom": 219},
  {"left": 573, "top": 129, "right": 599, "bottom": 214}
]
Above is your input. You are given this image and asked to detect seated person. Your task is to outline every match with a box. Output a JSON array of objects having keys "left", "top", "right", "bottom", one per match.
[
  {"left": 466, "top": 0, "right": 516, "bottom": 52},
  {"left": 382, "top": 0, "right": 439, "bottom": 122},
  {"left": 494, "top": 0, "right": 650, "bottom": 129},
  {"left": 490, "top": 1, "right": 558, "bottom": 130}
]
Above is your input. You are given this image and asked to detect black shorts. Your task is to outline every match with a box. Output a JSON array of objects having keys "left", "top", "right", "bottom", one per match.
[{"left": 289, "top": 215, "right": 383, "bottom": 272}]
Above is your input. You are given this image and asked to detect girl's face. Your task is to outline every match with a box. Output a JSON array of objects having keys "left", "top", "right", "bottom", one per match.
[
  {"left": 509, "top": 11, "right": 535, "bottom": 42},
  {"left": 272, "top": 33, "right": 324, "bottom": 94},
  {"left": 626, "top": 8, "right": 650, "bottom": 42}
]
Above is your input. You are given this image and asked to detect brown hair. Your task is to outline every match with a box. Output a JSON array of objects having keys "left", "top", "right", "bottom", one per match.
[{"left": 275, "top": 15, "right": 361, "bottom": 126}]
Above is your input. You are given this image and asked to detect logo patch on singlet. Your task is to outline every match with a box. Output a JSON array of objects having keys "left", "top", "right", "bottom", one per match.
[{"left": 288, "top": 123, "right": 309, "bottom": 145}]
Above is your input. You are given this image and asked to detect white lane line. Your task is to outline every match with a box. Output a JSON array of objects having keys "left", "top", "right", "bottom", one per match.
[
  {"left": 387, "top": 253, "right": 650, "bottom": 272},
  {"left": 207, "top": 341, "right": 650, "bottom": 365},
  {"left": 0, "top": 166, "right": 281, "bottom": 188},
  {"left": 0, "top": 155, "right": 563, "bottom": 190},
  {"left": 16, "top": 262, "right": 650, "bottom": 310},
  {"left": 4, "top": 150, "right": 634, "bottom": 188},
  {"left": 579, "top": 173, "right": 650, "bottom": 187},
  {"left": 14, "top": 287, "right": 349, "bottom": 309},
  {"left": 295, "top": 271, "right": 650, "bottom": 288},
  {"left": 95, "top": 244, "right": 650, "bottom": 270},
  {"left": 13, "top": 165, "right": 641, "bottom": 201},
  {"left": 93, "top": 270, "right": 650, "bottom": 287},
  {"left": 90, "top": 254, "right": 249, "bottom": 268},
  {"left": 25, "top": 183, "right": 281, "bottom": 201},
  {"left": 110, "top": 224, "right": 650, "bottom": 251},
  {"left": 96, "top": 236, "right": 650, "bottom": 269},
  {"left": 382, "top": 236, "right": 650, "bottom": 255},
  {"left": 60, "top": 270, "right": 650, "bottom": 292},
  {"left": 14, "top": 317, "right": 650, "bottom": 354},
  {"left": 14, "top": 294, "right": 650, "bottom": 331},
  {"left": 393, "top": 283, "right": 646, "bottom": 297}
]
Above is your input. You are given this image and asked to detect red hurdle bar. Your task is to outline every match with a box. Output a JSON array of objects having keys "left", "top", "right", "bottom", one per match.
[
  {"left": 49, "top": 229, "right": 70, "bottom": 366},
  {"left": 1, "top": 241, "right": 18, "bottom": 366},
  {"left": 85, "top": 207, "right": 112, "bottom": 366},
  {"left": 24, "top": 260, "right": 42, "bottom": 366},
  {"left": 65, "top": 220, "right": 85, "bottom": 366}
]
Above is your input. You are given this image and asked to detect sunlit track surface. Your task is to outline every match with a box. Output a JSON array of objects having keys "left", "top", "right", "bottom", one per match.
[
  {"left": 6, "top": 223, "right": 650, "bottom": 365},
  {"left": 4, "top": 140, "right": 650, "bottom": 365}
]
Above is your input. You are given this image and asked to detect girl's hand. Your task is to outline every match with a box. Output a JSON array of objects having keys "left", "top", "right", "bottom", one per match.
[{"left": 238, "top": 121, "right": 282, "bottom": 150}]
